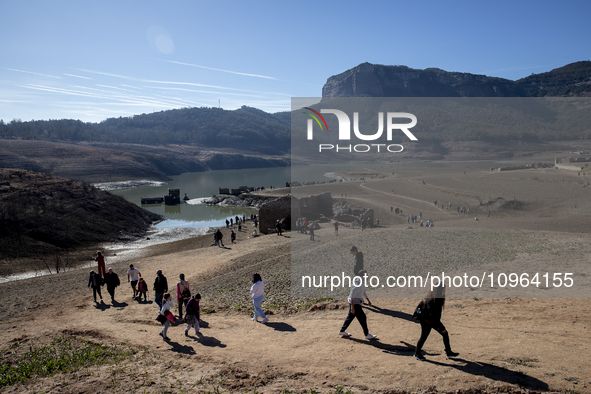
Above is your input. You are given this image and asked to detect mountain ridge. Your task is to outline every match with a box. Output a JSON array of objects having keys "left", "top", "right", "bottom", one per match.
[{"left": 322, "top": 61, "right": 591, "bottom": 98}]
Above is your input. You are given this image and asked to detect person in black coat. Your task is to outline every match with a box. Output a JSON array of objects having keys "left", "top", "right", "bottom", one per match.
[
  {"left": 276, "top": 220, "right": 282, "bottom": 236},
  {"left": 350, "top": 246, "right": 364, "bottom": 276},
  {"left": 153, "top": 269, "right": 169, "bottom": 308},
  {"left": 103, "top": 268, "right": 120, "bottom": 302},
  {"left": 414, "top": 285, "right": 459, "bottom": 361},
  {"left": 87, "top": 271, "right": 103, "bottom": 303}
]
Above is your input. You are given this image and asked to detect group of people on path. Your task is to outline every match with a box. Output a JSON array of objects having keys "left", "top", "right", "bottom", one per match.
[
  {"left": 341, "top": 246, "right": 459, "bottom": 361},
  {"left": 157, "top": 271, "right": 269, "bottom": 340},
  {"left": 89, "top": 251, "right": 270, "bottom": 342},
  {"left": 87, "top": 252, "right": 121, "bottom": 303},
  {"left": 91, "top": 238, "right": 457, "bottom": 360}
]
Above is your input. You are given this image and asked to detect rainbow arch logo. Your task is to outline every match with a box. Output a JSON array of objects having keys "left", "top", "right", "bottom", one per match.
[{"left": 303, "top": 107, "right": 328, "bottom": 131}]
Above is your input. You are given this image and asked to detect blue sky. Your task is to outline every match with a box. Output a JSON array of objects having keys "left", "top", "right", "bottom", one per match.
[{"left": 1, "top": 0, "right": 590, "bottom": 122}]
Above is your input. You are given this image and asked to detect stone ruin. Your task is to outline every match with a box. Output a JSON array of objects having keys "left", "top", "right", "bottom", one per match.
[
  {"left": 259, "top": 195, "right": 292, "bottom": 234},
  {"left": 259, "top": 192, "right": 333, "bottom": 234},
  {"left": 258, "top": 191, "right": 375, "bottom": 233}
]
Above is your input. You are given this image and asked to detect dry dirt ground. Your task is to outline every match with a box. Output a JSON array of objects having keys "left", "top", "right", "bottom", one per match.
[{"left": 1, "top": 166, "right": 591, "bottom": 393}]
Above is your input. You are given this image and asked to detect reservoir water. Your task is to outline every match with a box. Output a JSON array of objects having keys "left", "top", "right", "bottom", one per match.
[
  {"left": 109, "top": 160, "right": 520, "bottom": 229},
  {"left": 109, "top": 163, "right": 385, "bottom": 228},
  {"left": 110, "top": 167, "right": 289, "bottom": 228}
]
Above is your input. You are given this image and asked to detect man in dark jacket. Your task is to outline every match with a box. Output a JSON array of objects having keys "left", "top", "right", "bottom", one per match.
[
  {"left": 103, "top": 267, "right": 120, "bottom": 303},
  {"left": 153, "top": 269, "right": 169, "bottom": 308},
  {"left": 351, "top": 246, "right": 364, "bottom": 276},
  {"left": 88, "top": 271, "right": 103, "bottom": 303}
]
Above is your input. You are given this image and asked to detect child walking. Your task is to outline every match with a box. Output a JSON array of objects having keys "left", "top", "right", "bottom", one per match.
[{"left": 184, "top": 294, "right": 201, "bottom": 336}]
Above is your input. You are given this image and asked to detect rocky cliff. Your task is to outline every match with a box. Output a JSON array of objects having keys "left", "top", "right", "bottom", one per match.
[{"left": 322, "top": 61, "right": 591, "bottom": 98}]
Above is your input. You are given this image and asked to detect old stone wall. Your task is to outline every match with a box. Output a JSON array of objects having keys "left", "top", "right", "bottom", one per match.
[
  {"left": 259, "top": 195, "right": 292, "bottom": 234},
  {"left": 293, "top": 192, "right": 333, "bottom": 220}
]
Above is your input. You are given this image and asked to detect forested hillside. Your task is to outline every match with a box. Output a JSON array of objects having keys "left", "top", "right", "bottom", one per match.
[{"left": 0, "top": 106, "right": 291, "bottom": 155}]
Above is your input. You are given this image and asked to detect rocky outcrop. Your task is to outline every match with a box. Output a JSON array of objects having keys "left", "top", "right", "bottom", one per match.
[
  {"left": 0, "top": 169, "right": 163, "bottom": 267},
  {"left": 204, "top": 194, "right": 278, "bottom": 209},
  {"left": 322, "top": 61, "right": 591, "bottom": 98}
]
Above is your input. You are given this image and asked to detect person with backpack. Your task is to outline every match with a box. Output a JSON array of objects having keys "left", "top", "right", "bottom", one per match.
[
  {"left": 153, "top": 269, "right": 168, "bottom": 308},
  {"left": 87, "top": 270, "right": 103, "bottom": 303},
  {"left": 184, "top": 293, "right": 201, "bottom": 336},
  {"left": 159, "top": 293, "right": 175, "bottom": 341},
  {"left": 176, "top": 273, "right": 190, "bottom": 321},
  {"left": 250, "top": 273, "right": 268, "bottom": 323},
  {"left": 413, "top": 285, "right": 459, "bottom": 361},
  {"left": 338, "top": 270, "right": 377, "bottom": 340},
  {"left": 231, "top": 228, "right": 236, "bottom": 244},
  {"left": 137, "top": 277, "right": 148, "bottom": 301},
  {"left": 103, "top": 267, "right": 120, "bottom": 303}
]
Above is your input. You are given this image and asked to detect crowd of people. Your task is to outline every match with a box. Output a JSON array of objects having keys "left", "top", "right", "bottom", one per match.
[
  {"left": 88, "top": 249, "right": 270, "bottom": 342},
  {"left": 89, "top": 208, "right": 460, "bottom": 359}
]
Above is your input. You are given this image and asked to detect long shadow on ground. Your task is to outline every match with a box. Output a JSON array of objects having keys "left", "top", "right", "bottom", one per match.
[
  {"left": 163, "top": 341, "right": 197, "bottom": 355},
  {"left": 263, "top": 322, "right": 296, "bottom": 332},
  {"left": 345, "top": 337, "right": 549, "bottom": 391},
  {"left": 426, "top": 358, "right": 549, "bottom": 391},
  {"left": 111, "top": 300, "right": 128, "bottom": 308},
  {"left": 344, "top": 337, "right": 414, "bottom": 355},
  {"left": 93, "top": 301, "right": 111, "bottom": 311},
  {"left": 365, "top": 305, "right": 416, "bottom": 323},
  {"left": 193, "top": 333, "right": 226, "bottom": 348}
]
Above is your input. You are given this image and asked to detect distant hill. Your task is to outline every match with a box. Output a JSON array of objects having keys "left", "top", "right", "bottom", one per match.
[
  {"left": 322, "top": 61, "right": 591, "bottom": 98},
  {"left": 0, "top": 106, "right": 291, "bottom": 182},
  {"left": 0, "top": 105, "right": 291, "bottom": 155}
]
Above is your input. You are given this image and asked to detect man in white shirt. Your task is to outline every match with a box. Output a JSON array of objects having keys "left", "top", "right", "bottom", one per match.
[
  {"left": 127, "top": 264, "right": 141, "bottom": 299},
  {"left": 339, "top": 270, "right": 377, "bottom": 340}
]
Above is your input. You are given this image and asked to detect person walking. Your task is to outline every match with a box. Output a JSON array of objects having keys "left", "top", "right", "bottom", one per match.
[
  {"left": 159, "top": 293, "right": 175, "bottom": 341},
  {"left": 127, "top": 264, "right": 141, "bottom": 299},
  {"left": 276, "top": 220, "right": 282, "bottom": 236},
  {"left": 413, "top": 285, "right": 459, "bottom": 361},
  {"left": 95, "top": 252, "right": 106, "bottom": 278},
  {"left": 309, "top": 224, "right": 315, "bottom": 241},
  {"left": 184, "top": 294, "right": 201, "bottom": 336},
  {"left": 103, "top": 267, "right": 120, "bottom": 303},
  {"left": 339, "top": 270, "right": 377, "bottom": 340},
  {"left": 153, "top": 269, "right": 168, "bottom": 308},
  {"left": 215, "top": 229, "right": 225, "bottom": 247},
  {"left": 87, "top": 271, "right": 103, "bottom": 303},
  {"left": 250, "top": 273, "right": 268, "bottom": 323},
  {"left": 334, "top": 220, "right": 339, "bottom": 236},
  {"left": 176, "top": 274, "right": 190, "bottom": 321},
  {"left": 231, "top": 228, "right": 236, "bottom": 244},
  {"left": 137, "top": 277, "right": 148, "bottom": 301},
  {"left": 351, "top": 246, "right": 364, "bottom": 276}
]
